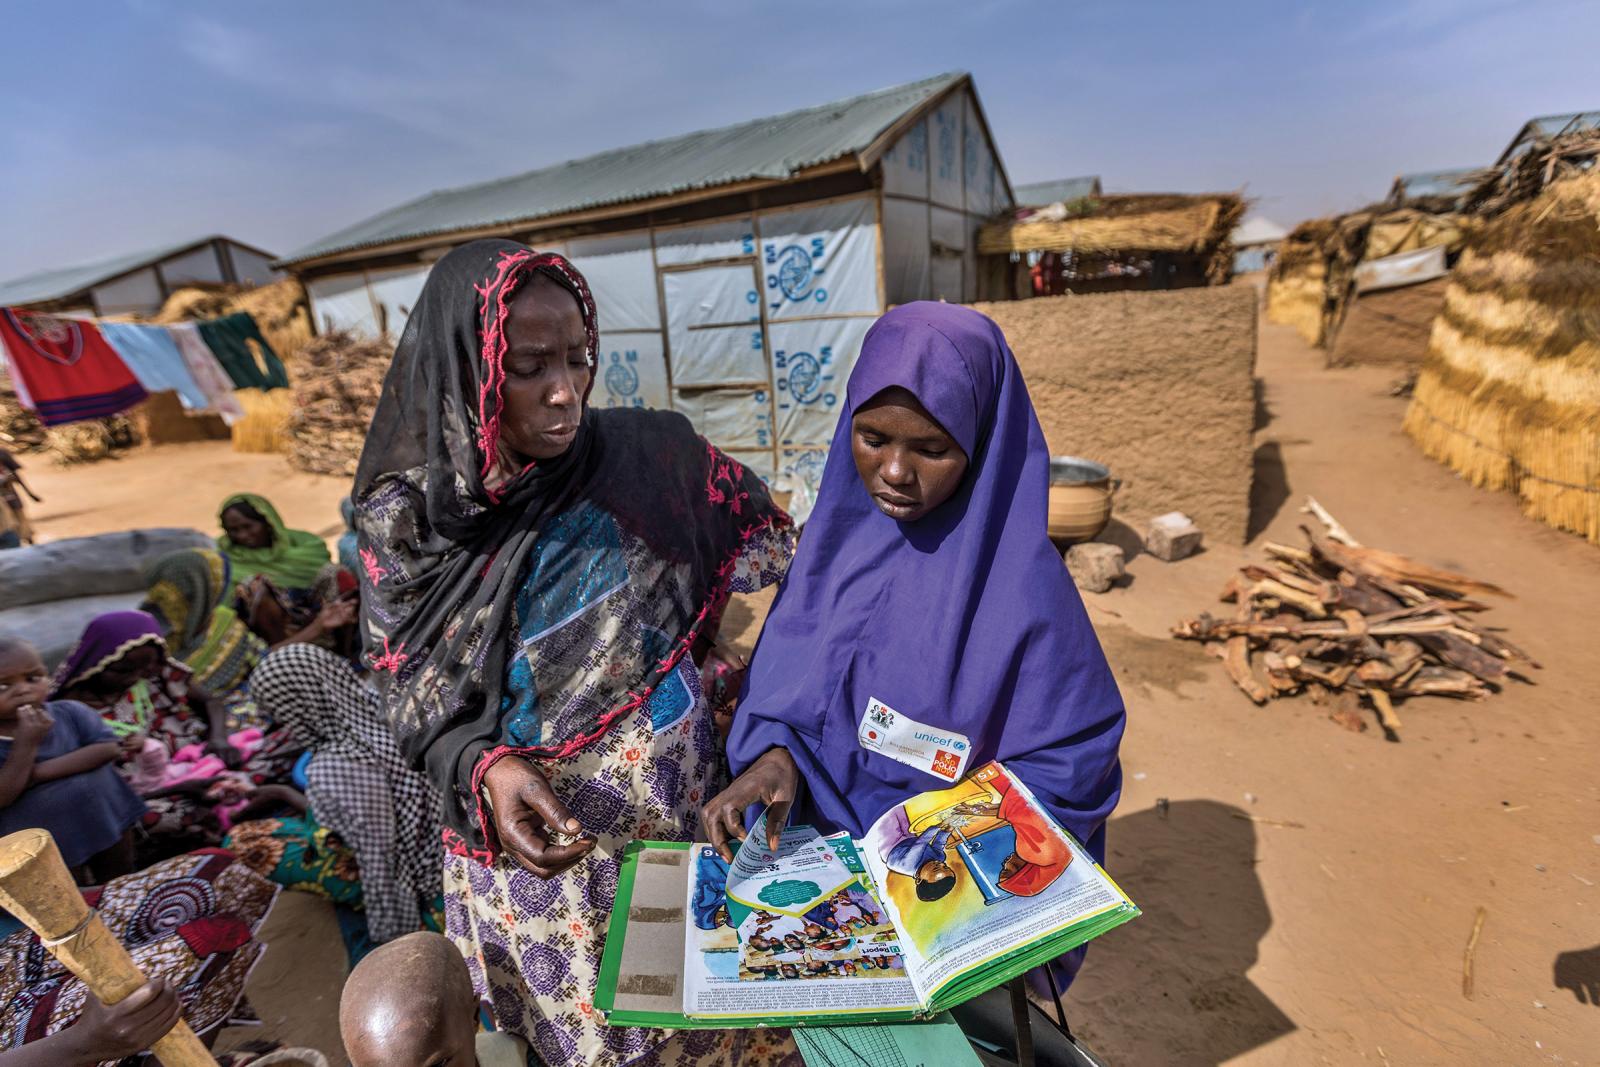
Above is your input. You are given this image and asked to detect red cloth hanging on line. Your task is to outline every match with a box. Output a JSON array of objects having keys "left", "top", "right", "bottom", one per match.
[{"left": 0, "top": 308, "right": 147, "bottom": 425}]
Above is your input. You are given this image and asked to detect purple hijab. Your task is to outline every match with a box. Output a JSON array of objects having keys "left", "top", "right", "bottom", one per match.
[
  {"left": 51, "top": 611, "right": 167, "bottom": 696},
  {"left": 727, "top": 302, "right": 1125, "bottom": 858}
]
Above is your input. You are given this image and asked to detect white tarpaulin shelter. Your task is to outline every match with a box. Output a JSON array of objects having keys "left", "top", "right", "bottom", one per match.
[{"left": 278, "top": 72, "right": 1013, "bottom": 492}]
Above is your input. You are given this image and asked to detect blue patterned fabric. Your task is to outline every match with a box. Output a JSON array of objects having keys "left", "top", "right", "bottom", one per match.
[{"left": 501, "top": 502, "right": 628, "bottom": 746}]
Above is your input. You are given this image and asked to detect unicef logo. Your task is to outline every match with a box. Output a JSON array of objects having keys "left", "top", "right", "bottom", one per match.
[
  {"left": 774, "top": 245, "right": 815, "bottom": 301},
  {"left": 605, "top": 360, "right": 639, "bottom": 397},
  {"left": 787, "top": 352, "right": 823, "bottom": 403}
]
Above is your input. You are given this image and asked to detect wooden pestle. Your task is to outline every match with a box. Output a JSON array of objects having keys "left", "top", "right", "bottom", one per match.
[{"left": 0, "top": 828, "right": 219, "bottom": 1067}]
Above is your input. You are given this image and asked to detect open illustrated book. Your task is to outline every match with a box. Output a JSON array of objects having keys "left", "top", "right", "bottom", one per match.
[{"left": 595, "top": 761, "right": 1139, "bottom": 1028}]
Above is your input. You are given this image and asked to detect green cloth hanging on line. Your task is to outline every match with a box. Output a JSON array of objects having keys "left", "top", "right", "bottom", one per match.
[{"left": 198, "top": 312, "right": 289, "bottom": 391}]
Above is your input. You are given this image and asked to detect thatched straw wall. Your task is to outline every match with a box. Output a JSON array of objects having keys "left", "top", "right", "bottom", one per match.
[
  {"left": 231, "top": 388, "right": 295, "bottom": 454},
  {"left": 1266, "top": 261, "right": 1326, "bottom": 345},
  {"left": 978, "top": 193, "right": 1244, "bottom": 263},
  {"left": 1265, "top": 219, "right": 1333, "bottom": 345},
  {"left": 1403, "top": 170, "right": 1600, "bottom": 544}
]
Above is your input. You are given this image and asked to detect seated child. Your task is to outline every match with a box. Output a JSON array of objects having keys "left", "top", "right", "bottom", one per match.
[
  {"left": 341, "top": 931, "right": 525, "bottom": 1067},
  {"left": 0, "top": 637, "right": 145, "bottom": 883},
  {"left": 52, "top": 612, "right": 299, "bottom": 857}
]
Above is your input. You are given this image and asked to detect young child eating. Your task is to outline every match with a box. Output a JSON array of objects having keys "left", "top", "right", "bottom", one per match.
[
  {"left": 340, "top": 931, "right": 526, "bottom": 1067},
  {"left": 0, "top": 636, "right": 145, "bottom": 883}
]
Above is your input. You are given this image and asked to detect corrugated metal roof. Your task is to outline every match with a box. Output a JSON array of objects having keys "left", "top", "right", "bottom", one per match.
[
  {"left": 0, "top": 238, "right": 205, "bottom": 307},
  {"left": 279, "top": 72, "right": 969, "bottom": 268},
  {"left": 1012, "top": 176, "right": 1102, "bottom": 206},
  {"left": 1497, "top": 110, "right": 1600, "bottom": 164}
]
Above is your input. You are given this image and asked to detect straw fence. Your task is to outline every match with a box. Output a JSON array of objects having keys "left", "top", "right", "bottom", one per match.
[
  {"left": 1266, "top": 219, "right": 1333, "bottom": 345},
  {"left": 978, "top": 193, "right": 1243, "bottom": 274},
  {"left": 1403, "top": 170, "right": 1600, "bottom": 543},
  {"left": 1268, "top": 210, "right": 1470, "bottom": 350},
  {"left": 230, "top": 388, "right": 296, "bottom": 454}
]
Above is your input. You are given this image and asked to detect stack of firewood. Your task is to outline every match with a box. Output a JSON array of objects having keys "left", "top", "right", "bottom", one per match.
[
  {"left": 1173, "top": 498, "right": 1537, "bottom": 737},
  {"left": 284, "top": 330, "right": 392, "bottom": 477},
  {"left": 1, "top": 379, "right": 46, "bottom": 452}
]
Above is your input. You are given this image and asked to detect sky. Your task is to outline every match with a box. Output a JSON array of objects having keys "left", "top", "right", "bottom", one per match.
[{"left": 2, "top": 0, "right": 1597, "bottom": 280}]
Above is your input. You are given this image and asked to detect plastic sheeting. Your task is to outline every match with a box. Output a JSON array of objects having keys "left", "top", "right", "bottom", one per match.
[
  {"left": 726, "top": 449, "right": 776, "bottom": 481},
  {"left": 882, "top": 197, "right": 931, "bottom": 306},
  {"left": 769, "top": 317, "right": 872, "bottom": 448},
  {"left": 366, "top": 265, "right": 430, "bottom": 336},
  {"left": 929, "top": 95, "right": 964, "bottom": 210},
  {"left": 566, "top": 232, "right": 659, "bottom": 332},
  {"left": 0, "top": 527, "right": 213, "bottom": 609},
  {"left": 663, "top": 265, "right": 765, "bottom": 386},
  {"left": 880, "top": 117, "right": 929, "bottom": 198},
  {"left": 0, "top": 593, "right": 145, "bottom": 672},
  {"left": 1354, "top": 245, "right": 1449, "bottom": 293},
  {"left": 930, "top": 255, "right": 963, "bottom": 304},
  {"left": 594, "top": 331, "right": 670, "bottom": 409},
  {"left": 91, "top": 268, "right": 163, "bottom": 317},
  {"left": 759, "top": 198, "right": 879, "bottom": 319},
  {"left": 963, "top": 93, "right": 1006, "bottom": 217},
  {"left": 930, "top": 206, "right": 967, "bottom": 251},
  {"left": 671, "top": 387, "right": 773, "bottom": 450},
  {"left": 307, "top": 272, "right": 379, "bottom": 337},
  {"left": 161, "top": 245, "right": 226, "bottom": 286},
  {"left": 775, "top": 447, "right": 831, "bottom": 525},
  {"left": 655, "top": 218, "right": 757, "bottom": 266}
]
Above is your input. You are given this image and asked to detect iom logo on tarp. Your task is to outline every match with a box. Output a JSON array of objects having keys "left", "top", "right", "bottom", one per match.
[
  {"left": 604, "top": 350, "right": 641, "bottom": 407},
  {"left": 767, "top": 238, "right": 828, "bottom": 310},
  {"left": 787, "top": 352, "right": 822, "bottom": 403},
  {"left": 775, "top": 346, "right": 836, "bottom": 409}
]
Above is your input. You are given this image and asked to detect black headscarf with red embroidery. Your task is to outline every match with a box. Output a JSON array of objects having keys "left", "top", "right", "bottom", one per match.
[{"left": 353, "top": 239, "right": 786, "bottom": 852}]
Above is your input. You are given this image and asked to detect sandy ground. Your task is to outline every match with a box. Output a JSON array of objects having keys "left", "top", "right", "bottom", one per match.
[{"left": 16, "top": 316, "right": 1600, "bottom": 1064}]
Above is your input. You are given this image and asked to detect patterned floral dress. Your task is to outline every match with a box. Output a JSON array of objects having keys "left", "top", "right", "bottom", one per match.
[
  {"left": 444, "top": 521, "right": 799, "bottom": 1067},
  {"left": 0, "top": 849, "right": 278, "bottom": 1066}
]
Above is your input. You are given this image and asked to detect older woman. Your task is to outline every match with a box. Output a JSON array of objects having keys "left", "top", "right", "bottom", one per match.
[{"left": 355, "top": 240, "right": 793, "bottom": 1067}]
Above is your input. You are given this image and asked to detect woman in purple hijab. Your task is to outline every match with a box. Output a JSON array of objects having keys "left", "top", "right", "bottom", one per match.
[{"left": 706, "top": 301, "right": 1125, "bottom": 987}]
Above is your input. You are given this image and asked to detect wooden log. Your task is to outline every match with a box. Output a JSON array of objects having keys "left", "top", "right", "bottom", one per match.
[
  {"left": 1248, "top": 578, "right": 1329, "bottom": 618},
  {"left": 1224, "top": 601, "right": 1270, "bottom": 705},
  {"left": 1390, "top": 666, "right": 1491, "bottom": 700},
  {"left": 1330, "top": 572, "right": 1405, "bottom": 614},
  {"left": 0, "top": 830, "right": 218, "bottom": 1066},
  {"left": 1243, "top": 565, "right": 1326, "bottom": 599},
  {"left": 1309, "top": 529, "right": 1508, "bottom": 599},
  {"left": 1414, "top": 632, "right": 1512, "bottom": 683},
  {"left": 1174, "top": 615, "right": 1457, "bottom": 642},
  {"left": 1291, "top": 659, "right": 1355, "bottom": 689},
  {"left": 1263, "top": 540, "right": 1314, "bottom": 565},
  {"left": 1368, "top": 689, "right": 1403, "bottom": 734},
  {"left": 1303, "top": 496, "right": 1362, "bottom": 546}
]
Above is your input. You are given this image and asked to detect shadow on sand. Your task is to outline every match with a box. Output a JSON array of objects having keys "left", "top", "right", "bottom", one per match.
[{"left": 1066, "top": 799, "right": 1295, "bottom": 1065}]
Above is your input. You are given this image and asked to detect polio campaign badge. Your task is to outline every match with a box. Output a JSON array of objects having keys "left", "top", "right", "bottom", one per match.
[{"left": 857, "top": 697, "right": 972, "bottom": 782}]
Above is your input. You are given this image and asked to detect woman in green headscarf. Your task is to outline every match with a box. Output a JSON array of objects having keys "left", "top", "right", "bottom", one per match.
[
  {"left": 141, "top": 548, "right": 356, "bottom": 699},
  {"left": 217, "top": 493, "right": 333, "bottom": 593}
]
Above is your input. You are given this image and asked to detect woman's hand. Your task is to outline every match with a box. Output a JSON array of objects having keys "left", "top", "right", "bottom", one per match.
[
  {"left": 203, "top": 738, "right": 244, "bottom": 770},
  {"left": 314, "top": 597, "right": 359, "bottom": 633},
  {"left": 700, "top": 746, "right": 798, "bottom": 861},
  {"left": 68, "top": 980, "right": 183, "bottom": 1061},
  {"left": 482, "top": 756, "right": 595, "bottom": 879}
]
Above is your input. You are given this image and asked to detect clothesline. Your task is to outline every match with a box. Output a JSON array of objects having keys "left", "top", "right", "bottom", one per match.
[{"left": 0, "top": 306, "right": 289, "bottom": 428}]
